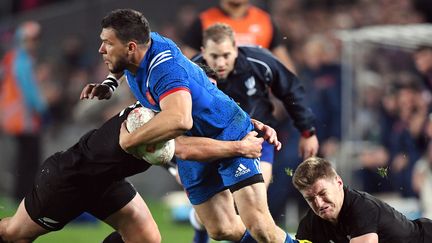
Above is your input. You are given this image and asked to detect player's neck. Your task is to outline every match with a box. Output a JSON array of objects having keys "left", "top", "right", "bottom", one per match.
[{"left": 128, "top": 40, "right": 151, "bottom": 75}]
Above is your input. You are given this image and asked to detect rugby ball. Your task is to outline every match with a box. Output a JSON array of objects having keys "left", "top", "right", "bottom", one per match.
[{"left": 126, "top": 107, "right": 175, "bottom": 165}]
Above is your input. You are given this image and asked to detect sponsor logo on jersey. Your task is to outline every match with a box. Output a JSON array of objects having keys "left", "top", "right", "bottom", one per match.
[
  {"left": 37, "top": 217, "right": 60, "bottom": 229},
  {"left": 235, "top": 163, "right": 251, "bottom": 177}
]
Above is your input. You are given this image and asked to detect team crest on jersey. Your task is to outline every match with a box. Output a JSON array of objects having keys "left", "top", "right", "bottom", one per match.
[
  {"left": 244, "top": 76, "right": 257, "bottom": 96},
  {"left": 146, "top": 91, "right": 156, "bottom": 105}
]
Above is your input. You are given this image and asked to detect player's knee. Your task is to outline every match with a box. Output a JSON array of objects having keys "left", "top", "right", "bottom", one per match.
[
  {"left": 123, "top": 228, "right": 161, "bottom": 243},
  {"left": 144, "top": 230, "right": 161, "bottom": 243},
  {"left": 2, "top": 225, "right": 33, "bottom": 242}
]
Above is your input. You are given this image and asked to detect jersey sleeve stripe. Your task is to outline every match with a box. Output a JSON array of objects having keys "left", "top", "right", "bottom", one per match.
[
  {"left": 159, "top": 87, "right": 191, "bottom": 101},
  {"left": 246, "top": 57, "right": 273, "bottom": 80}
]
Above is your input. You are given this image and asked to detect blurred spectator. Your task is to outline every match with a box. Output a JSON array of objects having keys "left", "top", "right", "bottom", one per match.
[
  {"left": 413, "top": 45, "right": 432, "bottom": 93},
  {"left": 12, "top": 0, "right": 62, "bottom": 13},
  {"left": 181, "top": 0, "right": 296, "bottom": 72},
  {"left": 299, "top": 34, "right": 342, "bottom": 158},
  {"left": 413, "top": 0, "right": 432, "bottom": 23},
  {"left": 412, "top": 140, "right": 432, "bottom": 219},
  {"left": 155, "top": 1, "right": 199, "bottom": 47},
  {"left": 51, "top": 35, "right": 92, "bottom": 126},
  {"left": 0, "top": 21, "right": 48, "bottom": 201}
]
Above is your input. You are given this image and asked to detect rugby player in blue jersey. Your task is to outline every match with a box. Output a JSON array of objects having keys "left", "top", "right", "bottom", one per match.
[
  {"left": 0, "top": 74, "right": 267, "bottom": 242},
  {"left": 81, "top": 8, "right": 300, "bottom": 243}
]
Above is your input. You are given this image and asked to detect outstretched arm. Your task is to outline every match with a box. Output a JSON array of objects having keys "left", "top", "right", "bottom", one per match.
[
  {"left": 174, "top": 131, "right": 264, "bottom": 162},
  {"left": 173, "top": 119, "right": 280, "bottom": 162},
  {"left": 80, "top": 72, "right": 124, "bottom": 100}
]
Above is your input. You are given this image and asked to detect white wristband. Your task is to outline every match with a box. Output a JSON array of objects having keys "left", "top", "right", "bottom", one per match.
[{"left": 101, "top": 74, "right": 119, "bottom": 92}]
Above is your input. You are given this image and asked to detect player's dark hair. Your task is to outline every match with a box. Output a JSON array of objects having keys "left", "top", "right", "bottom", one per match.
[
  {"left": 197, "top": 63, "right": 218, "bottom": 81},
  {"left": 101, "top": 9, "right": 150, "bottom": 45},
  {"left": 292, "top": 157, "right": 337, "bottom": 191},
  {"left": 202, "top": 23, "right": 235, "bottom": 47}
]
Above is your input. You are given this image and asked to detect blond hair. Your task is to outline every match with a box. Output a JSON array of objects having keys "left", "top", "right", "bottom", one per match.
[
  {"left": 202, "top": 23, "right": 235, "bottom": 46},
  {"left": 292, "top": 157, "right": 337, "bottom": 191}
]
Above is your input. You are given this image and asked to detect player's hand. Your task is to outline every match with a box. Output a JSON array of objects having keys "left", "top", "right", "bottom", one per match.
[
  {"left": 298, "top": 135, "right": 319, "bottom": 159},
  {"left": 119, "top": 120, "right": 135, "bottom": 154},
  {"left": 80, "top": 83, "right": 112, "bottom": 100},
  {"left": 251, "top": 119, "right": 282, "bottom": 151},
  {"left": 239, "top": 131, "right": 264, "bottom": 158}
]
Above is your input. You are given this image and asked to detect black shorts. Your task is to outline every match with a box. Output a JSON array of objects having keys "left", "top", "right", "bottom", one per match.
[
  {"left": 416, "top": 218, "right": 432, "bottom": 242},
  {"left": 24, "top": 151, "right": 137, "bottom": 231}
]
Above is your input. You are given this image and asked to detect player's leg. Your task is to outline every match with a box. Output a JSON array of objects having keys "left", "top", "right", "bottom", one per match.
[
  {"left": 189, "top": 146, "right": 273, "bottom": 243},
  {"left": 89, "top": 179, "right": 159, "bottom": 243},
  {"left": 177, "top": 159, "right": 249, "bottom": 242},
  {"left": 1, "top": 151, "right": 89, "bottom": 242},
  {"left": 260, "top": 141, "right": 276, "bottom": 188},
  {"left": 233, "top": 182, "right": 288, "bottom": 243},
  {"left": 103, "top": 193, "right": 160, "bottom": 243},
  {"left": 0, "top": 200, "right": 49, "bottom": 242},
  {"left": 220, "top": 154, "right": 295, "bottom": 243},
  {"left": 193, "top": 189, "right": 246, "bottom": 241}
]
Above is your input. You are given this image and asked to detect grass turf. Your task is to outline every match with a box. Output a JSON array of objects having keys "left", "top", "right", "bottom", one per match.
[{"left": 0, "top": 197, "right": 194, "bottom": 243}]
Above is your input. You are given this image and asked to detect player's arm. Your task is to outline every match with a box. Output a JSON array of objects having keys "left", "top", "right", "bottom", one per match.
[
  {"left": 119, "top": 90, "right": 193, "bottom": 151},
  {"left": 251, "top": 118, "right": 282, "bottom": 150},
  {"left": 80, "top": 72, "right": 124, "bottom": 100},
  {"left": 350, "top": 233, "right": 378, "bottom": 243},
  {"left": 174, "top": 131, "right": 263, "bottom": 162},
  {"left": 268, "top": 59, "right": 318, "bottom": 159},
  {"left": 271, "top": 45, "right": 297, "bottom": 75},
  {"left": 268, "top": 19, "right": 297, "bottom": 74}
]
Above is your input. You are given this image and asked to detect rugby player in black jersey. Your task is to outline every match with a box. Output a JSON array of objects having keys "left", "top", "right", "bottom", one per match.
[
  {"left": 0, "top": 67, "right": 277, "bottom": 243},
  {"left": 293, "top": 157, "right": 432, "bottom": 243}
]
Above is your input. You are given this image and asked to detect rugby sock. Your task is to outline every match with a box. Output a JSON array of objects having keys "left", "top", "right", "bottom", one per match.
[
  {"left": 193, "top": 229, "right": 209, "bottom": 243},
  {"left": 285, "top": 233, "right": 297, "bottom": 243},
  {"left": 237, "top": 230, "right": 257, "bottom": 243},
  {"left": 189, "top": 208, "right": 209, "bottom": 243},
  {"left": 102, "top": 231, "right": 124, "bottom": 243}
]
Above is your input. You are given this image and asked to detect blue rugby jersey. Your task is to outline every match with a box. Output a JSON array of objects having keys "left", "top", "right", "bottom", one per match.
[{"left": 124, "top": 32, "right": 250, "bottom": 138}]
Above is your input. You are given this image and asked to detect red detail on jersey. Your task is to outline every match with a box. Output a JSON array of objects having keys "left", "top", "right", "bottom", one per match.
[
  {"left": 146, "top": 91, "right": 156, "bottom": 105},
  {"left": 160, "top": 87, "right": 190, "bottom": 101}
]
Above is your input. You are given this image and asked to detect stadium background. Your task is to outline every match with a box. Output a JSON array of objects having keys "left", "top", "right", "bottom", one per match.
[{"left": 1, "top": 0, "right": 432, "bottom": 242}]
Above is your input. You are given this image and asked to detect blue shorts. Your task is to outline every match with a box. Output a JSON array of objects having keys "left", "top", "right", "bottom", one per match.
[
  {"left": 178, "top": 111, "right": 262, "bottom": 205},
  {"left": 260, "top": 141, "right": 275, "bottom": 164}
]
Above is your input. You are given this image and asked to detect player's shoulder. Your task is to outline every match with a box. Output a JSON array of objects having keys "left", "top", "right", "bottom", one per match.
[
  {"left": 239, "top": 46, "right": 277, "bottom": 67},
  {"left": 344, "top": 188, "right": 382, "bottom": 217},
  {"left": 240, "top": 45, "right": 272, "bottom": 55}
]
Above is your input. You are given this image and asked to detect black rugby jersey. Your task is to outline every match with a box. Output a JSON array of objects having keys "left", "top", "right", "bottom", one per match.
[
  {"left": 193, "top": 46, "right": 315, "bottom": 130},
  {"left": 296, "top": 186, "right": 432, "bottom": 243},
  {"left": 59, "top": 102, "right": 151, "bottom": 181}
]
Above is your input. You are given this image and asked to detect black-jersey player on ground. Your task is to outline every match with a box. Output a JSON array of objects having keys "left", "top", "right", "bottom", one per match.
[
  {"left": 293, "top": 157, "right": 432, "bottom": 243},
  {"left": 0, "top": 68, "right": 275, "bottom": 243}
]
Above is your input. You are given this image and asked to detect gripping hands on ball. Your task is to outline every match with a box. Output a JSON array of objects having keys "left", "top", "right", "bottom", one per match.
[{"left": 121, "top": 107, "right": 175, "bottom": 166}]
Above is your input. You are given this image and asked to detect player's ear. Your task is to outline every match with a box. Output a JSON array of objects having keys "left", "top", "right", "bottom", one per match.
[
  {"left": 127, "top": 41, "right": 137, "bottom": 53},
  {"left": 336, "top": 175, "right": 343, "bottom": 187}
]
